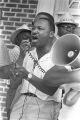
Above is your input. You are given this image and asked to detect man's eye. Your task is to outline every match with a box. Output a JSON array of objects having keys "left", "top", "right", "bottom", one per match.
[
  {"left": 32, "top": 27, "right": 35, "bottom": 30},
  {"left": 31, "top": 27, "right": 44, "bottom": 31},
  {"left": 38, "top": 27, "right": 43, "bottom": 30}
]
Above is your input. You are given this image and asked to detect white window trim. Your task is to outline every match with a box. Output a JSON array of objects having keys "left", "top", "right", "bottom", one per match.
[{"left": 36, "top": 0, "right": 56, "bottom": 16}]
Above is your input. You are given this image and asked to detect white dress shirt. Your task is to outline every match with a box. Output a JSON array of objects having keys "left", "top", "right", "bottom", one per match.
[{"left": 20, "top": 48, "right": 62, "bottom": 102}]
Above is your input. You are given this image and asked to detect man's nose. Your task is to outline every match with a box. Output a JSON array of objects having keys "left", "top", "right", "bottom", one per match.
[{"left": 32, "top": 28, "right": 38, "bottom": 34}]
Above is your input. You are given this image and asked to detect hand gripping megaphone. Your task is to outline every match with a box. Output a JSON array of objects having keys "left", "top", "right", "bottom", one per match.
[{"left": 51, "top": 34, "right": 80, "bottom": 69}]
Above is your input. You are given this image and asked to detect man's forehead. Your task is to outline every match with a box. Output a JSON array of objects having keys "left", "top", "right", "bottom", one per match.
[
  {"left": 33, "top": 14, "right": 49, "bottom": 24},
  {"left": 32, "top": 19, "right": 49, "bottom": 28}
]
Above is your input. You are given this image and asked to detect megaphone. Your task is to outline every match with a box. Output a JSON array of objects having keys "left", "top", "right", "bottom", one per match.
[{"left": 51, "top": 34, "right": 80, "bottom": 69}]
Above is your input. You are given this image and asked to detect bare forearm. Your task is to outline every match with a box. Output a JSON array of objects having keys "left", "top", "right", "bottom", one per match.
[
  {"left": 43, "top": 68, "right": 80, "bottom": 87},
  {"left": 0, "top": 65, "right": 13, "bottom": 79},
  {"left": 29, "top": 75, "right": 58, "bottom": 95},
  {"left": 23, "top": 67, "right": 80, "bottom": 95},
  {"left": 0, "top": 68, "right": 10, "bottom": 79}
]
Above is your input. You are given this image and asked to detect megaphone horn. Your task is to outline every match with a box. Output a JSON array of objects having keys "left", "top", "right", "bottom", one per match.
[{"left": 51, "top": 34, "right": 80, "bottom": 69}]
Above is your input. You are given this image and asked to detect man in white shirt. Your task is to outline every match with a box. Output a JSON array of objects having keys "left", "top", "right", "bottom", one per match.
[
  {"left": 10, "top": 12, "right": 61, "bottom": 120},
  {"left": 9, "top": 12, "right": 80, "bottom": 120}
]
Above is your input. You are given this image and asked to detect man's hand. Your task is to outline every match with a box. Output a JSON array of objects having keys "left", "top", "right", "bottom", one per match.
[{"left": 14, "top": 66, "right": 29, "bottom": 79}]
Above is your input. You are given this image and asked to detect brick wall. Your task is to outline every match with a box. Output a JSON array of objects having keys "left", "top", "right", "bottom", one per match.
[{"left": 0, "top": 0, "right": 38, "bottom": 120}]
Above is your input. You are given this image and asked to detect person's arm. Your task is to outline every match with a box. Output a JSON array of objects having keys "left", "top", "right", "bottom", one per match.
[
  {"left": 29, "top": 74, "right": 59, "bottom": 95},
  {"left": 0, "top": 64, "right": 23, "bottom": 87},
  {"left": 0, "top": 64, "right": 15, "bottom": 79},
  {"left": 0, "top": 66, "right": 10, "bottom": 79},
  {"left": 14, "top": 65, "right": 80, "bottom": 96},
  {"left": 28, "top": 66, "right": 80, "bottom": 95},
  {"left": 43, "top": 66, "right": 80, "bottom": 87},
  {"left": 29, "top": 66, "right": 80, "bottom": 89}
]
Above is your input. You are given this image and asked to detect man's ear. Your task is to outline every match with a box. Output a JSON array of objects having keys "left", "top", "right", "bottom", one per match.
[{"left": 49, "top": 31, "right": 54, "bottom": 38}]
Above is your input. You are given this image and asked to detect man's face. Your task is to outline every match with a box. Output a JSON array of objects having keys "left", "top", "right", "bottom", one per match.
[
  {"left": 31, "top": 18, "right": 51, "bottom": 48},
  {"left": 57, "top": 23, "right": 76, "bottom": 37}
]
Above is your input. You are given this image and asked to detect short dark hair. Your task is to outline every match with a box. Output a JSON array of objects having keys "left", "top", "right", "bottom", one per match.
[{"left": 33, "top": 12, "right": 55, "bottom": 32}]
